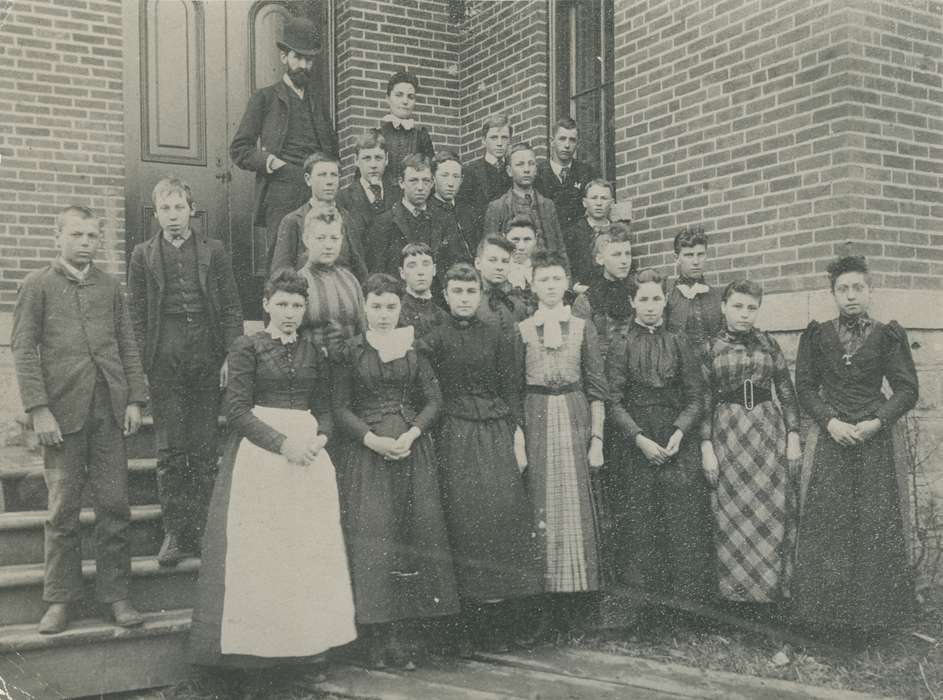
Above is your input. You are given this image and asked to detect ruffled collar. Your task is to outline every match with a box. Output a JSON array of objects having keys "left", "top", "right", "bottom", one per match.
[
  {"left": 265, "top": 323, "right": 298, "bottom": 346},
  {"left": 507, "top": 260, "right": 532, "bottom": 290},
  {"left": 533, "top": 303, "right": 571, "bottom": 349},
  {"left": 382, "top": 113, "right": 415, "bottom": 131},
  {"left": 366, "top": 326, "right": 414, "bottom": 363},
  {"left": 674, "top": 276, "right": 710, "bottom": 300}
]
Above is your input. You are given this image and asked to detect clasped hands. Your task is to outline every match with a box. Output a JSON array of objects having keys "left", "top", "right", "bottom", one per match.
[
  {"left": 635, "top": 429, "right": 684, "bottom": 467},
  {"left": 365, "top": 427, "right": 420, "bottom": 462},
  {"left": 827, "top": 417, "right": 881, "bottom": 446},
  {"left": 281, "top": 433, "right": 328, "bottom": 466}
]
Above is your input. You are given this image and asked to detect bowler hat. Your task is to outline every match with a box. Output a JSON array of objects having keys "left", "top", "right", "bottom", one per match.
[{"left": 276, "top": 17, "right": 320, "bottom": 57}]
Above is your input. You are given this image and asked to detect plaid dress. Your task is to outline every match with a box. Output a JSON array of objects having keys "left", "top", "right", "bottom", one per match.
[
  {"left": 701, "top": 329, "right": 801, "bottom": 602},
  {"left": 519, "top": 315, "right": 607, "bottom": 592}
]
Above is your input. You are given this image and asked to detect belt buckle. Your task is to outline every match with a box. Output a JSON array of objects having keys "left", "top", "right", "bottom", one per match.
[{"left": 743, "top": 379, "right": 754, "bottom": 410}]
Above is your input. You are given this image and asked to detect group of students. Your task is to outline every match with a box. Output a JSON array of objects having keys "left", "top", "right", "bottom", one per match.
[{"left": 11, "top": 92, "right": 919, "bottom": 683}]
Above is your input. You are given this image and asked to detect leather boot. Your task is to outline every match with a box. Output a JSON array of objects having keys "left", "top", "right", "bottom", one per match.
[
  {"left": 110, "top": 599, "right": 144, "bottom": 627},
  {"left": 158, "top": 531, "right": 191, "bottom": 567},
  {"left": 38, "top": 603, "right": 69, "bottom": 634}
]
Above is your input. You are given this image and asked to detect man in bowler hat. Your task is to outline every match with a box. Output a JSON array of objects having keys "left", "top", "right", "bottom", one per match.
[{"left": 230, "top": 17, "right": 338, "bottom": 274}]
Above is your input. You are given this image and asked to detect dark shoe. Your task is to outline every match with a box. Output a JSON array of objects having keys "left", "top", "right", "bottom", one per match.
[
  {"left": 158, "top": 532, "right": 189, "bottom": 567},
  {"left": 38, "top": 603, "right": 69, "bottom": 634},
  {"left": 110, "top": 600, "right": 144, "bottom": 627}
]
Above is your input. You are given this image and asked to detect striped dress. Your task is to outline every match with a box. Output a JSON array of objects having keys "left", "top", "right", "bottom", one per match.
[
  {"left": 300, "top": 262, "right": 366, "bottom": 349},
  {"left": 701, "top": 329, "right": 800, "bottom": 602},
  {"left": 519, "top": 314, "right": 606, "bottom": 592}
]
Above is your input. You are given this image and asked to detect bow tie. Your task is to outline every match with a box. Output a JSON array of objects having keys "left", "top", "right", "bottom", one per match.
[
  {"left": 383, "top": 114, "right": 415, "bottom": 131},
  {"left": 675, "top": 278, "right": 710, "bottom": 300},
  {"left": 840, "top": 314, "right": 870, "bottom": 335}
]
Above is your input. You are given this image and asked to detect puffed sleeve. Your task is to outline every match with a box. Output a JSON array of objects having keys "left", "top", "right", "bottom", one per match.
[
  {"left": 580, "top": 319, "right": 607, "bottom": 402},
  {"left": 673, "top": 333, "right": 705, "bottom": 435},
  {"left": 795, "top": 321, "right": 838, "bottom": 429},
  {"left": 330, "top": 361, "right": 372, "bottom": 442},
  {"left": 571, "top": 292, "right": 592, "bottom": 320},
  {"left": 699, "top": 339, "right": 716, "bottom": 442},
  {"left": 605, "top": 333, "right": 644, "bottom": 439},
  {"left": 874, "top": 321, "right": 919, "bottom": 426},
  {"left": 225, "top": 336, "right": 287, "bottom": 454},
  {"left": 411, "top": 350, "right": 442, "bottom": 432},
  {"left": 766, "top": 332, "right": 800, "bottom": 433}
]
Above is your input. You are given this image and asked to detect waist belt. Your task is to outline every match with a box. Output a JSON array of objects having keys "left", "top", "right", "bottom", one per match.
[
  {"left": 718, "top": 380, "right": 772, "bottom": 409},
  {"left": 526, "top": 383, "right": 581, "bottom": 395}
]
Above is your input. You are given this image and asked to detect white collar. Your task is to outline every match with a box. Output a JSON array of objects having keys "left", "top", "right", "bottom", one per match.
[
  {"left": 401, "top": 198, "right": 426, "bottom": 217},
  {"left": 162, "top": 228, "right": 193, "bottom": 247},
  {"left": 406, "top": 287, "right": 433, "bottom": 300},
  {"left": 382, "top": 113, "right": 415, "bottom": 131},
  {"left": 674, "top": 280, "right": 711, "bottom": 299},
  {"left": 484, "top": 152, "right": 502, "bottom": 166},
  {"left": 507, "top": 260, "right": 532, "bottom": 290},
  {"left": 366, "top": 326, "right": 414, "bottom": 363},
  {"left": 586, "top": 216, "right": 611, "bottom": 230},
  {"left": 60, "top": 258, "right": 90, "bottom": 281},
  {"left": 360, "top": 178, "right": 382, "bottom": 202},
  {"left": 550, "top": 158, "right": 572, "bottom": 177},
  {"left": 282, "top": 72, "right": 304, "bottom": 100},
  {"left": 533, "top": 304, "right": 571, "bottom": 349},
  {"left": 265, "top": 323, "right": 298, "bottom": 345}
]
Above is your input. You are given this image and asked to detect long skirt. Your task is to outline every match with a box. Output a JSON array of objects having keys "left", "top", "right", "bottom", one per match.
[
  {"left": 189, "top": 407, "right": 357, "bottom": 666},
  {"left": 436, "top": 414, "right": 542, "bottom": 602},
  {"left": 610, "top": 404, "right": 715, "bottom": 602},
  {"left": 791, "top": 427, "right": 915, "bottom": 632},
  {"left": 524, "top": 389, "right": 599, "bottom": 592},
  {"left": 711, "top": 400, "right": 797, "bottom": 602},
  {"left": 338, "top": 412, "right": 459, "bottom": 624}
]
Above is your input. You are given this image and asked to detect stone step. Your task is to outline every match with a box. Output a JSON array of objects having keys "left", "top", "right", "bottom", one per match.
[
  {"left": 0, "top": 451, "right": 158, "bottom": 512},
  {"left": 0, "top": 505, "right": 164, "bottom": 567},
  {"left": 0, "top": 608, "right": 195, "bottom": 699},
  {"left": 0, "top": 556, "right": 199, "bottom": 626}
]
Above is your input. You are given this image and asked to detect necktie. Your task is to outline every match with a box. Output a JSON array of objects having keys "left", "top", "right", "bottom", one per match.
[
  {"left": 369, "top": 184, "right": 382, "bottom": 202},
  {"left": 524, "top": 193, "right": 533, "bottom": 206},
  {"left": 560, "top": 166, "right": 570, "bottom": 185},
  {"left": 495, "top": 158, "right": 505, "bottom": 173}
]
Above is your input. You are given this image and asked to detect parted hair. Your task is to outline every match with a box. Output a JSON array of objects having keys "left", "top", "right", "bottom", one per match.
[
  {"left": 594, "top": 222, "right": 632, "bottom": 255},
  {"left": 152, "top": 176, "right": 194, "bottom": 207},
  {"left": 555, "top": 116, "right": 578, "bottom": 132},
  {"left": 302, "top": 152, "right": 340, "bottom": 176},
  {"left": 352, "top": 128, "right": 387, "bottom": 155},
  {"left": 508, "top": 142, "right": 535, "bottom": 158},
  {"left": 264, "top": 268, "right": 308, "bottom": 300},
  {"left": 583, "top": 178, "right": 614, "bottom": 197},
  {"left": 477, "top": 234, "right": 515, "bottom": 256},
  {"left": 432, "top": 149, "right": 462, "bottom": 172},
  {"left": 827, "top": 255, "right": 869, "bottom": 290},
  {"left": 628, "top": 268, "right": 667, "bottom": 297},
  {"left": 480, "top": 114, "right": 513, "bottom": 140},
  {"left": 387, "top": 70, "right": 419, "bottom": 94},
  {"left": 531, "top": 249, "right": 568, "bottom": 274},
  {"left": 505, "top": 215, "right": 535, "bottom": 234},
  {"left": 364, "top": 273, "right": 403, "bottom": 298},
  {"left": 400, "top": 153, "right": 432, "bottom": 175},
  {"left": 444, "top": 262, "right": 481, "bottom": 286},
  {"left": 722, "top": 279, "right": 764, "bottom": 304},
  {"left": 56, "top": 205, "right": 100, "bottom": 233},
  {"left": 400, "top": 242, "right": 434, "bottom": 266},
  {"left": 673, "top": 225, "right": 708, "bottom": 254}
]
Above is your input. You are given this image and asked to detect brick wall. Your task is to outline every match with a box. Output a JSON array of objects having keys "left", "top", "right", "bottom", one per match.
[
  {"left": 457, "top": 0, "right": 551, "bottom": 161},
  {"left": 0, "top": 0, "right": 126, "bottom": 314},
  {"left": 333, "top": 0, "right": 462, "bottom": 175},
  {"left": 612, "top": 0, "right": 943, "bottom": 293}
]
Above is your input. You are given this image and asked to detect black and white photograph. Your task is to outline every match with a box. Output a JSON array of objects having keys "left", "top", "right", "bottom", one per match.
[{"left": 0, "top": 0, "right": 942, "bottom": 697}]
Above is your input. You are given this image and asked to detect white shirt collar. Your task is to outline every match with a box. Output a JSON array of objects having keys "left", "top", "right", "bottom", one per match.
[
  {"left": 484, "top": 153, "right": 501, "bottom": 166},
  {"left": 586, "top": 217, "right": 611, "bottom": 230},
  {"left": 265, "top": 323, "right": 298, "bottom": 345},
  {"left": 360, "top": 178, "right": 382, "bottom": 202},
  {"left": 382, "top": 113, "right": 415, "bottom": 131},
  {"left": 401, "top": 198, "right": 426, "bottom": 217},
  {"left": 59, "top": 258, "right": 90, "bottom": 281},
  {"left": 406, "top": 287, "right": 433, "bottom": 300},
  {"left": 162, "top": 228, "right": 193, "bottom": 247},
  {"left": 282, "top": 72, "right": 304, "bottom": 100}
]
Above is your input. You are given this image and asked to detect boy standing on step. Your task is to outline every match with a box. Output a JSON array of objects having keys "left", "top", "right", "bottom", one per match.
[
  {"left": 12, "top": 206, "right": 147, "bottom": 634},
  {"left": 128, "top": 177, "right": 243, "bottom": 568}
]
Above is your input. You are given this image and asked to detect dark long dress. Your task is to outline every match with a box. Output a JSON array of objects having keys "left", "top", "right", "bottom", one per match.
[
  {"left": 701, "top": 329, "right": 801, "bottom": 602},
  {"left": 419, "top": 316, "right": 542, "bottom": 602},
  {"left": 331, "top": 336, "right": 460, "bottom": 624},
  {"left": 189, "top": 332, "right": 356, "bottom": 667},
  {"left": 792, "top": 317, "right": 918, "bottom": 632},
  {"left": 379, "top": 121, "right": 435, "bottom": 200},
  {"left": 606, "top": 322, "right": 714, "bottom": 601}
]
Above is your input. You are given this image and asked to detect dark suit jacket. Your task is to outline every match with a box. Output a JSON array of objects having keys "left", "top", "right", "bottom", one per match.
[
  {"left": 366, "top": 201, "right": 452, "bottom": 277},
  {"left": 482, "top": 190, "right": 570, "bottom": 270},
  {"left": 336, "top": 181, "right": 389, "bottom": 268},
  {"left": 565, "top": 218, "right": 603, "bottom": 287},
  {"left": 664, "top": 278, "right": 724, "bottom": 348},
  {"left": 12, "top": 259, "right": 147, "bottom": 434},
  {"left": 428, "top": 195, "right": 478, "bottom": 271},
  {"left": 128, "top": 234, "right": 244, "bottom": 374},
  {"left": 456, "top": 157, "right": 511, "bottom": 236},
  {"left": 534, "top": 158, "right": 599, "bottom": 230},
  {"left": 230, "top": 80, "right": 338, "bottom": 225},
  {"left": 269, "top": 202, "right": 368, "bottom": 283}
]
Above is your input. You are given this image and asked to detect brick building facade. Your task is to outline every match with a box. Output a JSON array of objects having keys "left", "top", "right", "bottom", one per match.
[{"left": 1, "top": 0, "right": 941, "bottom": 569}]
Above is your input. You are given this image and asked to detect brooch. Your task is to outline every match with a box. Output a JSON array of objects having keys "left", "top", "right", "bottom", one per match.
[{"left": 842, "top": 353, "right": 853, "bottom": 367}]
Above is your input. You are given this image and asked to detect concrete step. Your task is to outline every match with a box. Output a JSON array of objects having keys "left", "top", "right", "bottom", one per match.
[
  {"left": 0, "top": 451, "right": 158, "bottom": 512},
  {"left": 0, "top": 608, "right": 195, "bottom": 699},
  {"left": 0, "top": 505, "right": 164, "bottom": 567},
  {"left": 0, "top": 556, "right": 199, "bottom": 626}
]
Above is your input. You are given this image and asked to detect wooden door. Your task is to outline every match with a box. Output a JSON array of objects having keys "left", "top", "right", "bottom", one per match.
[{"left": 124, "top": 0, "right": 334, "bottom": 320}]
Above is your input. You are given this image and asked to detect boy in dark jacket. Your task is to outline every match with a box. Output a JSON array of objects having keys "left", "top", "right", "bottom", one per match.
[{"left": 128, "top": 177, "right": 243, "bottom": 567}]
